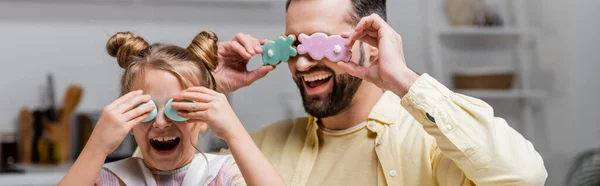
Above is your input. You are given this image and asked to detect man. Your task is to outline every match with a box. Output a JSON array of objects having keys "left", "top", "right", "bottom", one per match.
[{"left": 213, "top": 0, "right": 547, "bottom": 185}]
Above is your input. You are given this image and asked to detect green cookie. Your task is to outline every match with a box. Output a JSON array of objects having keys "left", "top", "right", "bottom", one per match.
[{"left": 261, "top": 35, "right": 298, "bottom": 66}]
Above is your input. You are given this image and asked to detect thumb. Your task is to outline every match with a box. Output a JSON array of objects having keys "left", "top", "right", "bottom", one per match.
[
  {"left": 337, "top": 61, "right": 368, "bottom": 79},
  {"left": 245, "top": 65, "right": 275, "bottom": 85}
]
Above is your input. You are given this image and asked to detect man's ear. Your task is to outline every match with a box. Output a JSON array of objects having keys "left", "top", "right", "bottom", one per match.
[{"left": 369, "top": 45, "right": 379, "bottom": 64}]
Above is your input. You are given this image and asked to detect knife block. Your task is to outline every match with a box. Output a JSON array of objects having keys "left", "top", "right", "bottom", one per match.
[
  {"left": 18, "top": 85, "right": 83, "bottom": 164},
  {"left": 44, "top": 85, "right": 83, "bottom": 163}
]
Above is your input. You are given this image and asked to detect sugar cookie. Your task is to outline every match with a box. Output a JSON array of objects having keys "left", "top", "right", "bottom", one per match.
[
  {"left": 137, "top": 100, "right": 158, "bottom": 122},
  {"left": 164, "top": 98, "right": 194, "bottom": 122},
  {"left": 297, "top": 33, "right": 352, "bottom": 62},
  {"left": 261, "top": 35, "right": 298, "bottom": 66}
]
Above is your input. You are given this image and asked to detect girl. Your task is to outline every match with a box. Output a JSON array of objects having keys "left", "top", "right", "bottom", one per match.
[{"left": 59, "top": 30, "right": 285, "bottom": 186}]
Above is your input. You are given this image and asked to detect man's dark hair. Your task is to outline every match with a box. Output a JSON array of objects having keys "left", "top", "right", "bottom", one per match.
[{"left": 285, "top": 0, "right": 387, "bottom": 24}]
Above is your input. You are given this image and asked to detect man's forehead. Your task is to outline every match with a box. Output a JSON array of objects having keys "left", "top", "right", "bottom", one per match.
[{"left": 285, "top": 0, "right": 355, "bottom": 35}]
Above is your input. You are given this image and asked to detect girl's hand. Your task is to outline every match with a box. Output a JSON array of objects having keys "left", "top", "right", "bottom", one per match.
[
  {"left": 171, "top": 87, "right": 244, "bottom": 141},
  {"left": 88, "top": 90, "right": 155, "bottom": 156}
]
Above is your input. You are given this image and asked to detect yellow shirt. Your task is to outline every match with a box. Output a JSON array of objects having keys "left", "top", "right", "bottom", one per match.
[
  {"left": 305, "top": 122, "right": 383, "bottom": 186},
  {"left": 247, "top": 74, "right": 548, "bottom": 186}
]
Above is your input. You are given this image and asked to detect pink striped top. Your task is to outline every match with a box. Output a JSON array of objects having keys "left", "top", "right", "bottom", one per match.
[{"left": 95, "top": 156, "right": 245, "bottom": 186}]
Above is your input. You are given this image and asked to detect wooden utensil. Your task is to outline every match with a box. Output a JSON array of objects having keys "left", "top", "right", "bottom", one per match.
[
  {"left": 44, "top": 85, "right": 83, "bottom": 163},
  {"left": 18, "top": 108, "right": 31, "bottom": 164}
]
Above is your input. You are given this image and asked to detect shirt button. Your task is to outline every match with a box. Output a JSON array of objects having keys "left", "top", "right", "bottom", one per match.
[
  {"left": 377, "top": 138, "right": 384, "bottom": 145},
  {"left": 368, "top": 122, "right": 375, "bottom": 128},
  {"left": 389, "top": 170, "right": 397, "bottom": 177},
  {"left": 407, "top": 106, "right": 414, "bottom": 113},
  {"left": 415, "top": 94, "right": 425, "bottom": 104},
  {"left": 445, "top": 124, "right": 452, "bottom": 130}
]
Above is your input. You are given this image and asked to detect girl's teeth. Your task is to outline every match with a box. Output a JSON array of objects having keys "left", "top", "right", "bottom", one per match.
[{"left": 153, "top": 137, "right": 178, "bottom": 141}]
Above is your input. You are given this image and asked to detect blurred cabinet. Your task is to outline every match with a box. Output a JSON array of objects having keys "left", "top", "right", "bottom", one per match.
[{"left": 423, "top": 0, "right": 550, "bottom": 155}]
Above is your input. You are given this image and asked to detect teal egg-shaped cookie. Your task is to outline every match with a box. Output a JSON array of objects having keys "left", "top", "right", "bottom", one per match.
[
  {"left": 261, "top": 35, "right": 298, "bottom": 66},
  {"left": 137, "top": 100, "right": 158, "bottom": 122},
  {"left": 164, "top": 98, "right": 195, "bottom": 122}
]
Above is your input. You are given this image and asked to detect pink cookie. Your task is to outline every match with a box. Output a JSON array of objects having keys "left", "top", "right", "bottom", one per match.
[{"left": 297, "top": 33, "right": 352, "bottom": 62}]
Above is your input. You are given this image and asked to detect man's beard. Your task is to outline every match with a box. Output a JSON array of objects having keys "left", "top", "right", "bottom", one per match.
[{"left": 293, "top": 43, "right": 365, "bottom": 118}]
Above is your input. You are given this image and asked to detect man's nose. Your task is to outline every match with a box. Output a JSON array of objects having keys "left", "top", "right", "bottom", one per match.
[{"left": 295, "top": 56, "right": 317, "bottom": 72}]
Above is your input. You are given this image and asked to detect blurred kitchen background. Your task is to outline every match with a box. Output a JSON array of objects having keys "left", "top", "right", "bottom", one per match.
[{"left": 0, "top": 0, "right": 597, "bottom": 185}]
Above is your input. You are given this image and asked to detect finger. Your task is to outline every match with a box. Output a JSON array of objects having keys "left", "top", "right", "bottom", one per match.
[
  {"left": 365, "top": 30, "right": 379, "bottom": 38},
  {"left": 356, "top": 14, "right": 386, "bottom": 33},
  {"left": 182, "top": 86, "right": 220, "bottom": 96},
  {"left": 341, "top": 31, "right": 352, "bottom": 38},
  {"left": 348, "top": 14, "right": 386, "bottom": 46},
  {"left": 253, "top": 39, "right": 263, "bottom": 53},
  {"left": 229, "top": 41, "right": 252, "bottom": 59},
  {"left": 126, "top": 112, "right": 152, "bottom": 128},
  {"left": 345, "top": 31, "right": 361, "bottom": 48},
  {"left": 170, "top": 101, "right": 210, "bottom": 112},
  {"left": 259, "top": 39, "right": 268, "bottom": 45},
  {"left": 115, "top": 94, "right": 151, "bottom": 114},
  {"left": 234, "top": 34, "right": 256, "bottom": 55},
  {"left": 185, "top": 119, "right": 204, "bottom": 124},
  {"left": 107, "top": 90, "right": 142, "bottom": 109},
  {"left": 222, "top": 40, "right": 252, "bottom": 59},
  {"left": 123, "top": 102, "right": 155, "bottom": 122},
  {"left": 177, "top": 110, "right": 207, "bottom": 120},
  {"left": 218, "top": 42, "right": 228, "bottom": 56},
  {"left": 245, "top": 65, "right": 275, "bottom": 85},
  {"left": 337, "top": 61, "right": 368, "bottom": 80},
  {"left": 357, "top": 34, "right": 379, "bottom": 48},
  {"left": 347, "top": 31, "right": 373, "bottom": 47},
  {"left": 174, "top": 91, "right": 215, "bottom": 103}
]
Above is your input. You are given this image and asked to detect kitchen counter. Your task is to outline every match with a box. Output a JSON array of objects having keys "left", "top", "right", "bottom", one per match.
[{"left": 0, "top": 163, "right": 73, "bottom": 186}]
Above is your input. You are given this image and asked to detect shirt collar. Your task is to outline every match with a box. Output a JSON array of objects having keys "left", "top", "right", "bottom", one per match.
[
  {"left": 306, "top": 90, "right": 402, "bottom": 131},
  {"left": 367, "top": 91, "right": 403, "bottom": 125}
]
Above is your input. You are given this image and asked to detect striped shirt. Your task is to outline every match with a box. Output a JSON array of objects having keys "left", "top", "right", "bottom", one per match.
[{"left": 95, "top": 156, "right": 244, "bottom": 186}]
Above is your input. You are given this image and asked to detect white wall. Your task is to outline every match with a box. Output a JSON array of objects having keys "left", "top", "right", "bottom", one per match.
[
  {"left": 0, "top": 1, "right": 428, "bottom": 134},
  {"left": 533, "top": 0, "right": 600, "bottom": 185}
]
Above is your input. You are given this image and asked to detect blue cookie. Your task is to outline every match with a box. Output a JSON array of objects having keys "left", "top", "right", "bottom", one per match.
[
  {"left": 164, "top": 98, "right": 195, "bottom": 122},
  {"left": 137, "top": 100, "right": 158, "bottom": 122}
]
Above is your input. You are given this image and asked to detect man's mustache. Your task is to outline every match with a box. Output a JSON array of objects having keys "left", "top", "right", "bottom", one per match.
[{"left": 294, "top": 65, "right": 335, "bottom": 78}]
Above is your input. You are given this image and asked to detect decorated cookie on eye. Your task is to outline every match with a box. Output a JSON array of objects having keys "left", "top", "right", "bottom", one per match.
[
  {"left": 297, "top": 33, "right": 352, "bottom": 63},
  {"left": 261, "top": 35, "right": 298, "bottom": 66},
  {"left": 136, "top": 98, "right": 196, "bottom": 122}
]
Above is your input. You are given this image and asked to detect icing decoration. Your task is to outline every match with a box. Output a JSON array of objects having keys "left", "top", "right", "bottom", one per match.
[
  {"left": 261, "top": 35, "right": 298, "bottom": 65},
  {"left": 333, "top": 45, "right": 342, "bottom": 54},
  {"left": 297, "top": 33, "right": 352, "bottom": 62},
  {"left": 165, "top": 98, "right": 195, "bottom": 122},
  {"left": 137, "top": 100, "right": 158, "bottom": 122}
]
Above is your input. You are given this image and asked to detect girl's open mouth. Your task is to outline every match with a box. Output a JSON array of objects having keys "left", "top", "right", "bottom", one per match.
[{"left": 150, "top": 137, "right": 181, "bottom": 153}]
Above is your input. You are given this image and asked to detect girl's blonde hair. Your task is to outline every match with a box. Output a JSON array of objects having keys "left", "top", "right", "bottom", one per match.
[
  {"left": 106, "top": 30, "right": 219, "bottom": 95},
  {"left": 106, "top": 30, "right": 219, "bottom": 155}
]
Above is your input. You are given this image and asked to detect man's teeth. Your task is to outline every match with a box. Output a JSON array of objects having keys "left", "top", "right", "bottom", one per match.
[
  {"left": 304, "top": 74, "right": 332, "bottom": 82},
  {"left": 152, "top": 136, "right": 177, "bottom": 142}
]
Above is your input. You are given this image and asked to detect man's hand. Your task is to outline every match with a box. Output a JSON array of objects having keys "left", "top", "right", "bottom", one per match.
[
  {"left": 213, "top": 33, "right": 275, "bottom": 94},
  {"left": 339, "top": 14, "right": 420, "bottom": 97}
]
